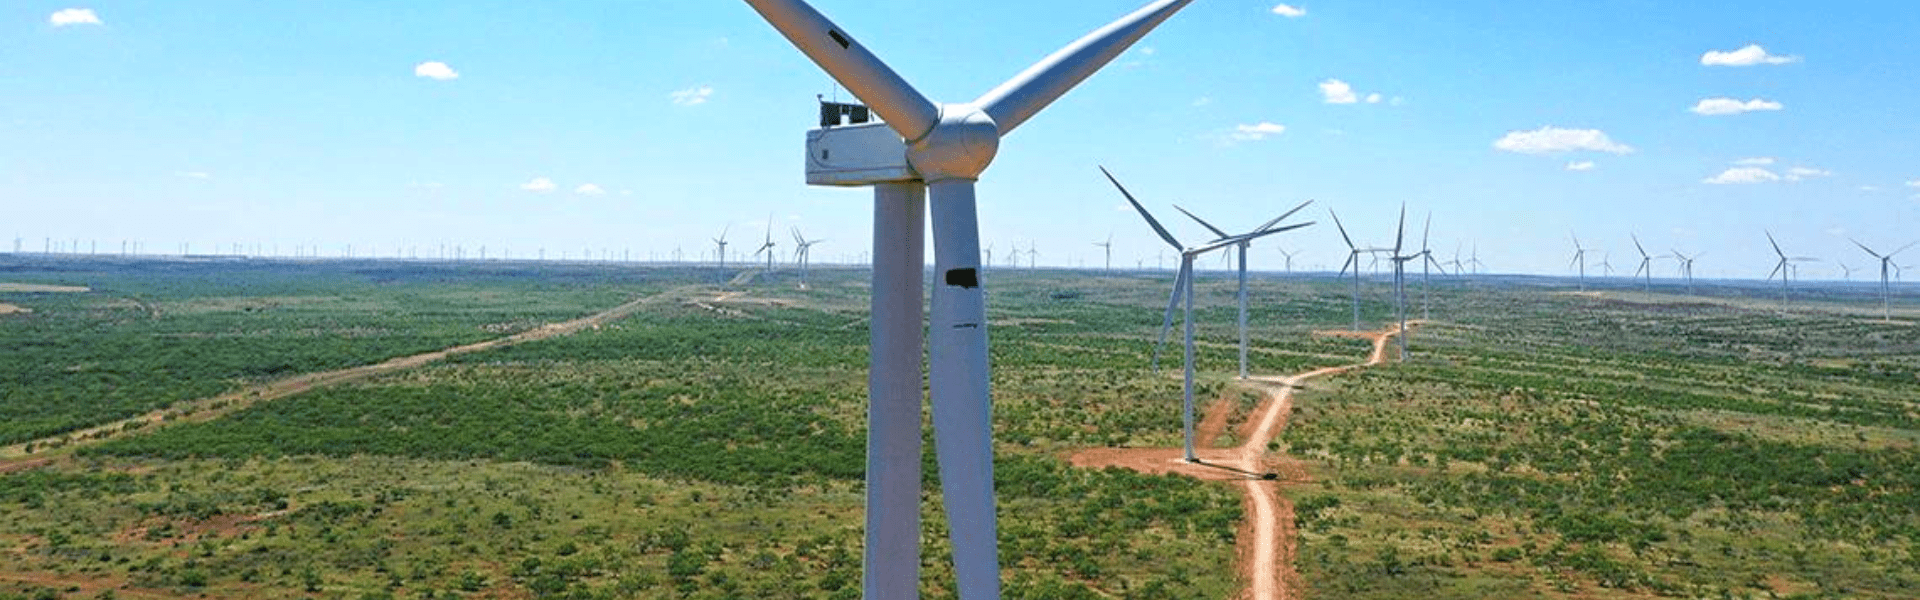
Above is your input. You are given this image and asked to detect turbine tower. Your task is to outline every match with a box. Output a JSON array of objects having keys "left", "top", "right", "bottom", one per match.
[
  {"left": 1765, "top": 231, "right": 1818, "bottom": 307},
  {"left": 1104, "top": 166, "right": 1304, "bottom": 461},
  {"left": 754, "top": 215, "right": 777, "bottom": 274},
  {"left": 714, "top": 226, "right": 730, "bottom": 271},
  {"left": 1851, "top": 238, "right": 1916, "bottom": 321},
  {"left": 1569, "top": 233, "right": 1590, "bottom": 291},
  {"left": 1631, "top": 234, "right": 1664, "bottom": 293},
  {"left": 1386, "top": 205, "right": 1412, "bottom": 361},
  {"left": 1330, "top": 209, "right": 1391, "bottom": 332},
  {"left": 1414, "top": 213, "right": 1448, "bottom": 321},
  {"left": 1093, "top": 234, "right": 1113, "bottom": 271},
  {"left": 1170, "top": 201, "right": 1314, "bottom": 379},
  {"left": 742, "top": 2, "right": 1194, "bottom": 598},
  {"left": 1671, "top": 249, "right": 1702, "bottom": 295},
  {"left": 1277, "top": 247, "right": 1296, "bottom": 273}
]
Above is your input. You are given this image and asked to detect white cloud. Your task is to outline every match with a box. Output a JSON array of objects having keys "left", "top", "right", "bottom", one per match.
[
  {"left": 1907, "top": 180, "right": 1920, "bottom": 188},
  {"left": 1192, "top": 96, "right": 1213, "bottom": 107},
  {"left": 670, "top": 85, "right": 714, "bottom": 106},
  {"left": 1703, "top": 167, "right": 1781, "bottom": 185},
  {"left": 1858, "top": 185, "right": 1880, "bottom": 192},
  {"left": 520, "top": 177, "right": 557, "bottom": 193},
  {"left": 414, "top": 61, "right": 459, "bottom": 81},
  {"left": 1271, "top": 4, "right": 1307, "bottom": 17},
  {"left": 1319, "top": 79, "right": 1358, "bottom": 104},
  {"left": 1566, "top": 161, "right": 1596, "bottom": 172},
  {"left": 1231, "top": 122, "right": 1287, "bottom": 141},
  {"left": 1691, "top": 97, "right": 1783, "bottom": 116},
  {"left": 1365, "top": 93, "right": 1383, "bottom": 104},
  {"left": 1493, "top": 126, "right": 1634, "bottom": 155},
  {"left": 49, "top": 8, "right": 101, "bottom": 26},
  {"left": 1784, "top": 167, "right": 1831, "bottom": 181},
  {"left": 1701, "top": 44, "right": 1799, "bottom": 67},
  {"left": 1138, "top": 46, "right": 1157, "bottom": 56},
  {"left": 175, "top": 171, "right": 212, "bottom": 180},
  {"left": 1732, "top": 157, "right": 1776, "bottom": 166},
  {"left": 574, "top": 183, "right": 606, "bottom": 196}
]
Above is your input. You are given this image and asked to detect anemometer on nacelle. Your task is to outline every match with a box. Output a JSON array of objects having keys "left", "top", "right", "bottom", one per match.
[{"left": 806, "top": 99, "right": 914, "bottom": 187}]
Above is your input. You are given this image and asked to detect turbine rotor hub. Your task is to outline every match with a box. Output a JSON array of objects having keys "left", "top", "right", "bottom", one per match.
[{"left": 908, "top": 104, "right": 999, "bottom": 182}]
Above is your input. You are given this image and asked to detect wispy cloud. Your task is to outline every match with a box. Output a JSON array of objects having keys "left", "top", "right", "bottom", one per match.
[
  {"left": 1703, "top": 167, "right": 1781, "bottom": 185},
  {"left": 574, "top": 183, "right": 606, "bottom": 196},
  {"left": 1493, "top": 126, "right": 1634, "bottom": 155},
  {"left": 1732, "top": 157, "right": 1775, "bottom": 166},
  {"left": 414, "top": 61, "right": 459, "bottom": 81},
  {"left": 1271, "top": 4, "right": 1307, "bottom": 18},
  {"left": 1691, "top": 97, "right": 1783, "bottom": 116},
  {"left": 1701, "top": 44, "right": 1799, "bottom": 67},
  {"left": 1319, "top": 79, "right": 1357, "bottom": 104},
  {"left": 1784, "top": 167, "right": 1831, "bottom": 181},
  {"left": 1906, "top": 180, "right": 1920, "bottom": 188},
  {"left": 175, "top": 171, "right": 212, "bottom": 180},
  {"left": 520, "top": 177, "right": 556, "bottom": 193},
  {"left": 1191, "top": 96, "right": 1213, "bottom": 107},
  {"left": 1566, "top": 161, "right": 1596, "bottom": 172},
  {"left": 1230, "top": 122, "right": 1287, "bottom": 141},
  {"left": 670, "top": 85, "right": 714, "bottom": 106},
  {"left": 49, "top": 8, "right": 101, "bottom": 26}
]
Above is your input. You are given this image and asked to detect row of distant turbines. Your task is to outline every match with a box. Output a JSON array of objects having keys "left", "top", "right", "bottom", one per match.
[{"left": 1567, "top": 232, "right": 1913, "bottom": 320}]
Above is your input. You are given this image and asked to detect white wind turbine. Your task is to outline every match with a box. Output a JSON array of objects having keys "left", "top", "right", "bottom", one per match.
[
  {"left": 1851, "top": 238, "right": 1916, "bottom": 321},
  {"left": 1093, "top": 234, "right": 1113, "bottom": 271},
  {"left": 754, "top": 215, "right": 778, "bottom": 274},
  {"left": 713, "top": 226, "right": 730, "bottom": 270},
  {"left": 1765, "top": 231, "right": 1818, "bottom": 307},
  {"left": 792, "top": 226, "right": 827, "bottom": 288},
  {"left": 1671, "top": 248, "right": 1702, "bottom": 295},
  {"left": 1170, "top": 201, "right": 1314, "bottom": 379},
  {"left": 1276, "top": 247, "right": 1297, "bottom": 273},
  {"left": 1103, "top": 166, "right": 1307, "bottom": 461},
  {"left": 1385, "top": 206, "right": 1414, "bottom": 361},
  {"left": 742, "top": 1, "right": 1195, "bottom": 598},
  {"left": 1330, "top": 209, "right": 1392, "bottom": 332},
  {"left": 1413, "top": 214, "right": 1449, "bottom": 321},
  {"left": 1569, "top": 233, "right": 1591, "bottom": 291},
  {"left": 1631, "top": 234, "right": 1665, "bottom": 293}
]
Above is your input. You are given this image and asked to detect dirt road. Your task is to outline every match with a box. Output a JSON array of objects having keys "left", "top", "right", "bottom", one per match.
[
  {"left": 0, "top": 290, "right": 671, "bottom": 464},
  {"left": 1072, "top": 323, "right": 1410, "bottom": 600}
]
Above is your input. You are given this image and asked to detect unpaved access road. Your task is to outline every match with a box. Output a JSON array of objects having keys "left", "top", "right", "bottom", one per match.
[{"left": 1072, "top": 323, "right": 1412, "bottom": 600}]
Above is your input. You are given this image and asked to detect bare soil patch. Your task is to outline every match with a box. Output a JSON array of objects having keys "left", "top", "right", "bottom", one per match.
[
  {"left": 0, "top": 302, "right": 28, "bottom": 315},
  {"left": 0, "top": 283, "right": 90, "bottom": 293}
]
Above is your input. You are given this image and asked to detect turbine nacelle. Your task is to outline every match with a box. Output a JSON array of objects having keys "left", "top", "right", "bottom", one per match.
[{"left": 908, "top": 106, "right": 1001, "bottom": 182}]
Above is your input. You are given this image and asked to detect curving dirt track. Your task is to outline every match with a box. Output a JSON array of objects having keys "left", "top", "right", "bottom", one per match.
[
  {"left": 0, "top": 289, "right": 680, "bottom": 465},
  {"left": 1071, "top": 323, "right": 1413, "bottom": 600}
]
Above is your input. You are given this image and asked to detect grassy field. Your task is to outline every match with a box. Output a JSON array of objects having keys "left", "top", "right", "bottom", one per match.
[{"left": 3, "top": 255, "right": 1917, "bottom": 599}]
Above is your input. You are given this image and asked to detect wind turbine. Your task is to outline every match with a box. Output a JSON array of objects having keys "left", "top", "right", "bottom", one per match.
[
  {"left": 1170, "top": 201, "right": 1314, "bottom": 379},
  {"left": 1671, "top": 249, "right": 1702, "bottom": 294},
  {"left": 792, "top": 226, "right": 828, "bottom": 288},
  {"left": 1027, "top": 240, "right": 1040, "bottom": 270},
  {"left": 1276, "top": 247, "right": 1296, "bottom": 273},
  {"left": 754, "top": 215, "right": 777, "bottom": 274},
  {"left": 1851, "top": 238, "right": 1916, "bottom": 321},
  {"left": 1765, "top": 231, "right": 1818, "bottom": 306},
  {"left": 1631, "top": 234, "right": 1665, "bottom": 293},
  {"left": 1595, "top": 251, "right": 1615, "bottom": 277},
  {"left": 713, "top": 226, "right": 730, "bottom": 271},
  {"left": 1103, "top": 166, "right": 1306, "bottom": 462},
  {"left": 1569, "top": 233, "right": 1591, "bottom": 291},
  {"left": 1330, "top": 209, "right": 1392, "bottom": 332},
  {"left": 1468, "top": 244, "right": 1486, "bottom": 276},
  {"left": 1386, "top": 205, "right": 1412, "bottom": 361},
  {"left": 1838, "top": 262, "right": 1855, "bottom": 281},
  {"left": 1414, "top": 213, "right": 1448, "bottom": 321},
  {"left": 742, "top": 2, "right": 1193, "bottom": 598},
  {"left": 1093, "top": 234, "right": 1113, "bottom": 271}
]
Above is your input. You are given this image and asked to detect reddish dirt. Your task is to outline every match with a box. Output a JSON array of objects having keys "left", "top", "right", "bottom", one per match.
[{"left": 1070, "top": 322, "right": 1415, "bottom": 600}]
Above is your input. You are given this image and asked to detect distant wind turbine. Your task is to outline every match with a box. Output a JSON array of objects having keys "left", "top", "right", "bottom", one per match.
[
  {"left": 1093, "top": 234, "right": 1113, "bottom": 271},
  {"left": 1851, "top": 238, "right": 1916, "bottom": 321},
  {"left": 1170, "top": 201, "right": 1314, "bottom": 379},
  {"left": 1569, "top": 234, "right": 1591, "bottom": 291},
  {"left": 1631, "top": 234, "right": 1666, "bottom": 293}
]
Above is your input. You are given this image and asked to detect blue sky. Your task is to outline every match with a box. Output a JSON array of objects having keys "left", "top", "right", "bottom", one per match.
[{"left": 5, "top": 1, "right": 1918, "bottom": 279}]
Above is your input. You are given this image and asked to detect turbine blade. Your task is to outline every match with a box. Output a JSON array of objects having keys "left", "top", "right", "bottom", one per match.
[
  {"left": 923, "top": 179, "right": 1000, "bottom": 600},
  {"left": 1633, "top": 234, "right": 1647, "bottom": 258},
  {"left": 1172, "top": 205, "right": 1231, "bottom": 239},
  {"left": 741, "top": 0, "right": 940, "bottom": 140},
  {"left": 1254, "top": 199, "right": 1314, "bottom": 233},
  {"left": 1194, "top": 221, "right": 1312, "bottom": 254},
  {"left": 1421, "top": 213, "right": 1432, "bottom": 251},
  {"left": 975, "top": 0, "right": 1196, "bottom": 136},
  {"left": 1892, "top": 241, "right": 1919, "bottom": 257},
  {"left": 1766, "top": 230, "right": 1784, "bottom": 257},
  {"left": 1329, "top": 208, "right": 1356, "bottom": 249},
  {"left": 1154, "top": 261, "right": 1188, "bottom": 368},
  {"left": 1099, "top": 166, "right": 1184, "bottom": 249},
  {"left": 1768, "top": 261, "right": 1784, "bottom": 280},
  {"left": 1393, "top": 204, "right": 1406, "bottom": 255},
  {"left": 1851, "top": 239, "right": 1884, "bottom": 258}
]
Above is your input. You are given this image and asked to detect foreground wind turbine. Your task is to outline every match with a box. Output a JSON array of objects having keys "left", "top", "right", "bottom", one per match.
[
  {"left": 742, "top": 2, "right": 1195, "bottom": 597},
  {"left": 1104, "top": 166, "right": 1306, "bottom": 462},
  {"left": 1171, "top": 201, "right": 1314, "bottom": 378},
  {"left": 1851, "top": 238, "right": 1916, "bottom": 321}
]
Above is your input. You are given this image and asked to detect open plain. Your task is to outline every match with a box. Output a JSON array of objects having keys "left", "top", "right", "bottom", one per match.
[{"left": 3, "top": 254, "right": 1917, "bottom": 599}]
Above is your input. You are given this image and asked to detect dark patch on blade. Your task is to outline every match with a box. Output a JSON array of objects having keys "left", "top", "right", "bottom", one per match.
[
  {"left": 828, "top": 30, "right": 851, "bottom": 49},
  {"left": 945, "top": 268, "right": 979, "bottom": 289}
]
